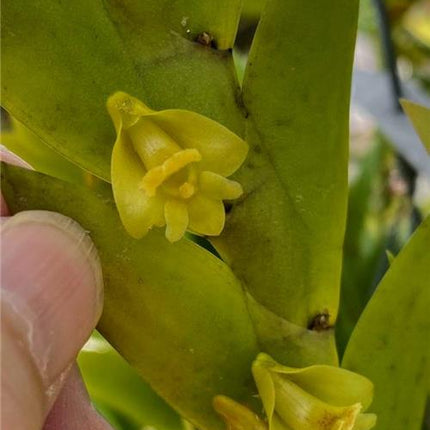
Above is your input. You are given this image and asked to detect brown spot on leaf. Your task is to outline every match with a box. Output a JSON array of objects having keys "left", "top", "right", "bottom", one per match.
[
  {"left": 196, "top": 31, "right": 215, "bottom": 47},
  {"left": 309, "top": 311, "right": 331, "bottom": 331}
]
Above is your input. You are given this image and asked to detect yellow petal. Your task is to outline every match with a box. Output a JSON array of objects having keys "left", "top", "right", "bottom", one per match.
[
  {"left": 187, "top": 194, "right": 225, "bottom": 236},
  {"left": 107, "top": 91, "right": 153, "bottom": 132},
  {"left": 272, "top": 374, "right": 361, "bottom": 430},
  {"left": 213, "top": 395, "right": 268, "bottom": 430},
  {"left": 148, "top": 109, "right": 248, "bottom": 177},
  {"left": 164, "top": 199, "right": 189, "bottom": 242},
  {"left": 252, "top": 358, "right": 277, "bottom": 427},
  {"left": 111, "top": 127, "right": 165, "bottom": 238},
  {"left": 199, "top": 171, "right": 243, "bottom": 200},
  {"left": 352, "top": 414, "right": 377, "bottom": 430},
  {"left": 254, "top": 354, "right": 374, "bottom": 410},
  {"left": 127, "top": 118, "right": 183, "bottom": 170}
]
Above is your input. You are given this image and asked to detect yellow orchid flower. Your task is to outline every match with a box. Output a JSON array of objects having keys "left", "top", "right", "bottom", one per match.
[
  {"left": 107, "top": 92, "right": 248, "bottom": 242},
  {"left": 252, "top": 353, "right": 377, "bottom": 430}
]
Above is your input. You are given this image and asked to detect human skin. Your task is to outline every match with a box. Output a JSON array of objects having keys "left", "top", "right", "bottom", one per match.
[{"left": 1, "top": 147, "right": 113, "bottom": 429}]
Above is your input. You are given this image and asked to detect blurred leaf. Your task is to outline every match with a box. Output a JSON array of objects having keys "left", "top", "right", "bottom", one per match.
[
  {"left": 92, "top": 401, "right": 130, "bottom": 430},
  {"left": 385, "top": 249, "right": 395, "bottom": 264},
  {"left": 79, "top": 332, "right": 182, "bottom": 430},
  {"left": 1, "top": 0, "right": 244, "bottom": 181},
  {"left": 337, "top": 139, "right": 390, "bottom": 355},
  {"left": 401, "top": 99, "right": 430, "bottom": 153},
  {"left": 358, "top": 0, "right": 379, "bottom": 34},
  {"left": 1, "top": 164, "right": 259, "bottom": 430},
  {"left": 353, "top": 71, "right": 430, "bottom": 179},
  {"left": 402, "top": 0, "right": 430, "bottom": 46},
  {"left": 214, "top": 0, "right": 359, "bottom": 366},
  {"left": 343, "top": 216, "right": 430, "bottom": 430},
  {"left": 385, "top": 0, "right": 417, "bottom": 22}
]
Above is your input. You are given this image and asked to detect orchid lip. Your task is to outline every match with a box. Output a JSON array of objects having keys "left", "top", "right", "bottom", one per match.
[{"left": 139, "top": 148, "right": 202, "bottom": 197}]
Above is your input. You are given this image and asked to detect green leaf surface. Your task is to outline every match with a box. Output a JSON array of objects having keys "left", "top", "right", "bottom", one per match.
[
  {"left": 214, "top": 0, "right": 359, "bottom": 364},
  {"left": 78, "top": 332, "right": 183, "bottom": 430},
  {"left": 1, "top": 117, "right": 91, "bottom": 186},
  {"left": 1, "top": 164, "right": 259, "bottom": 430},
  {"left": 400, "top": 99, "right": 430, "bottom": 154},
  {"left": 343, "top": 216, "right": 430, "bottom": 430},
  {"left": 241, "top": 0, "right": 265, "bottom": 21},
  {"left": 1, "top": 0, "right": 244, "bottom": 181}
]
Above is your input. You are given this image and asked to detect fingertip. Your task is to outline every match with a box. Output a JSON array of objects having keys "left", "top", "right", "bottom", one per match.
[
  {"left": 44, "top": 365, "right": 113, "bottom": 430},
  {"left": 1, "top": 210, "right": 104, "bottom": 429}
]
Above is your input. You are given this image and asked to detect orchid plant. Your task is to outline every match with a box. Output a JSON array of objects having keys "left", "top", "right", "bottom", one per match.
[{"left": 1, "top": 1, "right": 429, "bottom": 430}]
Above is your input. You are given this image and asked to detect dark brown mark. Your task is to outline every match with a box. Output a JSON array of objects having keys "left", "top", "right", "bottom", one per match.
[
  {"left": 308, "top": 311, "right": 331, "bottom": 331},
  {"left": 224, "top": 202, "right": 233, "bottom": 214},
  {"left": 196, "top": 32, "right": 215, "bottom": 48}
]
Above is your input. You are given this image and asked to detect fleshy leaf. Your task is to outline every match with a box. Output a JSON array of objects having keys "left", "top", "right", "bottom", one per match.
[
  {"left": 1, "top": 0, "right": 245, "bottom": 180},
  {"left": 1, "top": 163, "right": 259, "bottom": 430},
  {"left": 212, "top": 0, "right": 360, "bottom": 344},
  {"left": 343, "top": 216, "right": 430, "bottom": 430},
  {"left": 1, "top": 117, "right": 89, "bottom": 186},
  {"left": 400, "top": 99, "right": 430, "bottom": 153}
]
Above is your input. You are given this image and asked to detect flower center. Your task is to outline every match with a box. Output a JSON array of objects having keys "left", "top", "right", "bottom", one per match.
[{"left": 139, "top": 148, "right": 202, "bottom": 198}]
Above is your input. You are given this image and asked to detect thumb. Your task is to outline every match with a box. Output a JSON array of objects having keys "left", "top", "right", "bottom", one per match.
[{"left": 1, "top": 210, "right": 103, "bottom": 430}]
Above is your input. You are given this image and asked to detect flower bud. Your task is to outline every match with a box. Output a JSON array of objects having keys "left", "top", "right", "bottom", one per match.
[
  {"left": 252, "top": 353, "right": 377, "bottom": 430},
  {"left": 107, "top": 92, "right": 248, "bottom": 242}
]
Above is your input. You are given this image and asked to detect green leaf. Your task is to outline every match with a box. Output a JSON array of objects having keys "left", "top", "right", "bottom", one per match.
[
  {"left": 158, "top": 0, "right": 243, "bottom": 50},
  {"left": 1, "top": 0, "right": 244, "bottom": 181},
  {"left": 385, "top": 250, "right": 395, "bottom": 265},
  {"left": 337, "top": 139, "right": 391, "bottom": 355},
  {"left": 241, "top": 0, "right": 265, "bottom": 21},
  {"left": 1, "top": 164, "right": 259, "bottom": 430},
  {"left": 78, "top": 332, "right": 183, "bottom": 430},
  {"left": 400, "top": 99, "right": 430, "bottom": 154},
  {"left": 214, "top": 0, "right": 359, "bottom": 365},
  {"left": 342, "top": 216, "right": 430, "bottom": 430},
  {"left": 1, "top": 116, "right": 91, "bottom": 186}
]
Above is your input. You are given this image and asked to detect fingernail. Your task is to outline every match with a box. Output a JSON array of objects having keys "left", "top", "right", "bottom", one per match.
[{"left": 1, "top": 210, "right": 103, "bottom": 391}]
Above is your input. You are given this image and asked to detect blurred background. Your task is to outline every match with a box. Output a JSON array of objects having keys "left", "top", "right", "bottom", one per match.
[{"left": 2, "top": 0, "right": 430, "bottom": 428}]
